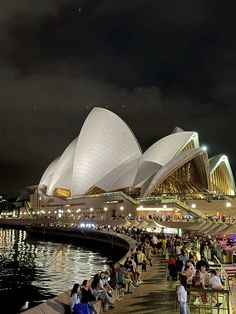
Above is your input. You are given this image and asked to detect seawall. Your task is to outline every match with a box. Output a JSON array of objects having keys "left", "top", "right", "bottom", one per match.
[{"left": 0, "top": 219, "right": 137, "bottom": 314}]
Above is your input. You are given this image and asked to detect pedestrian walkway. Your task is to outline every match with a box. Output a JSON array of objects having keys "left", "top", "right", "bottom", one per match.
[{"left": 108, "top": 254, "right": 178, "bottom": 314}]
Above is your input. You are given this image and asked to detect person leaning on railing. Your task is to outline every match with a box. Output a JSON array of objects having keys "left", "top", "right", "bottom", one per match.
[{"left": 207, "top": 269, "right": 224, "bottom": 308}]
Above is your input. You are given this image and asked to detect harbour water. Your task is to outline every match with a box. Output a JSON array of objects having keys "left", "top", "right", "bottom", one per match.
[{"left": 0, "top": 228, "right": 113, "bottom": 313}]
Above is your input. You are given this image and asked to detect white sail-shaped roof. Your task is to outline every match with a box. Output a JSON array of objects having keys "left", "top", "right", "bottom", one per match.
[
  {"left": 142, "top": 131, "right": 199, "bottom": 166},
  {"left": 141, "top": 148, "right": 209, "bottom": 197},
  {"left": 47, "top": 138, "right": 77, "bottom": 195},
  {"left": 71, "top": 107, "right": 142, "bottom": 195},
  {"left": 210, "top": 155, "right": 235, "bottom": 195},
  {"left": 133, "top": 131, "right": 199, "bottom": 190},
  {"left": 39, "top": 107, "right": 235, "bottom": 199},
  {"left": 39, "top": 157, "right": 59, "bottom": 187},
  {"left": 95, "top": 158, "right": 140, "bottom": 191}
]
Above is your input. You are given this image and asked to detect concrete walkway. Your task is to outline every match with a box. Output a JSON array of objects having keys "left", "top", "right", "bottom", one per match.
[
  {"left": 108, "top": 254, "right": 178, "bottom": 314},
  {"left": 108, "top": 254, "right": 236, "bottom": 314}
]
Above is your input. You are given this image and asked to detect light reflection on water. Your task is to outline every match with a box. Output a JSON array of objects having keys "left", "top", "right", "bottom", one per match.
[{"left": 0, "top": 228, "right": 110, "bottom": 313}]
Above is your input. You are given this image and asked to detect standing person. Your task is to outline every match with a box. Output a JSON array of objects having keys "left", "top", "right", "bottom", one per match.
[
  {"left": 134, "top": 248, "right": 145, "bottom": 274},
  {"left": 177, "top": 275, "right": 189, "bottom": 314},
  {"left": 167, "top": 255, "right": 177, "bottom": 280}
]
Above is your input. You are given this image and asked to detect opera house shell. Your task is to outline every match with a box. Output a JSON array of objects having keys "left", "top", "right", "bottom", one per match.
[{"left": 39, "top": 107, "right": 235, "bottom": 199}]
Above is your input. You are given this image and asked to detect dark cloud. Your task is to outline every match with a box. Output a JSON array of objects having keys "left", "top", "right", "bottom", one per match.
[{"left": 0, "top": 0, "right": 236, "bottom": 197}]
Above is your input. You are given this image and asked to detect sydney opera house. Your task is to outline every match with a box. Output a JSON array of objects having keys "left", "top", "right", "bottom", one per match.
[{"left": 27, "top": 107, "right": 235, "bottom": 220}]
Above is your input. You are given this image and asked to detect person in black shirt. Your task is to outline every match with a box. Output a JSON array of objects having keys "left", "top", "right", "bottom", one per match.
[{"left": 80, "top": 280, "right": 97, "bottom": 314}]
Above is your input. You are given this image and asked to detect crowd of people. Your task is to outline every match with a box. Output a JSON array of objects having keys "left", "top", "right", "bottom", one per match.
[
  {"left": 69, "top": 242, "right": 153, "bottom": 313},
  {"left": 164, "top": 234, "right": 228, "bottom": 313},
  {"left": 69, "top": 224, "right": 232, "bottom": 314}
]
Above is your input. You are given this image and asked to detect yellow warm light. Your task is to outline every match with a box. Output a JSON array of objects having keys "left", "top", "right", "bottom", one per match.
[{"left": 54, "top": 188, "right": 71, "bottom": 197}]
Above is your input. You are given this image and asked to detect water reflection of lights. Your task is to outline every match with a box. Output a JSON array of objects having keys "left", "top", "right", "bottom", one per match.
[{"left": 0, "top": 228, "right": 109, "bottom": 297}]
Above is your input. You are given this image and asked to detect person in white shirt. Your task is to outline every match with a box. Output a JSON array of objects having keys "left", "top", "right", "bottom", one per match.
[
  {"left": 177, "top": 275, "right": 189, "bottom": 314},
  {"left": 70, "top": 283, "right": 81, "bottom": 313},
  {"left": 208, "top": 269, "right": 223, "bottom": 307},
  {"left": 209, "top": 270, "right": 223, "bottom": 289}
]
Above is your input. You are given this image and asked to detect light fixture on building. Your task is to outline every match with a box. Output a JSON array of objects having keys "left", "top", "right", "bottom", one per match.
[
  {"left": 104, "top": 207, "right": 108, "bottom": 212},
  {"left": 226, "top": 202, "right": 231, "bottom": 208},
  {"left": 120, "top": 206, "right": 124, "bottom": 211},
  {"left": 191, "top": 203, "right": 196, "bottom": 209},
  {"left": 90, "top": 207, "right": 94, "bottom": 212}
]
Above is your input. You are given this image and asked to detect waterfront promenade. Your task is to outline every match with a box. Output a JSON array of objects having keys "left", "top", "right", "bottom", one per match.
[
  {"left": 22, "top": 253, "right": 178, "bottom": 314},
  {"left": 109, "top": 254, "right": 178, "bottom": 314},
  {"left": 1, "top": 219, "right": 236, "bottom": 313},
  {"left": 21, "top": 252, "right": 236, "bottom": 314}
]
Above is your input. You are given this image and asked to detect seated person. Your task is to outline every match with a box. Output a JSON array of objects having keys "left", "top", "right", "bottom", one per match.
[
  {"left": 91, "top": 273, "right": 114, "bottom": 312},
  {"left": 124, "top": 256, "right": 139, "bottom": 286},
  {"left": 80, "top": 280, "right": 97, "bottom": 314},
  {"left": 98, "top": 271, "right": 114, "bottom": 296},
  {"left": 70, "top": 283, "right": 81, "bottom": 313},
  {"left": 115, "top": 262, "right": 133, "bottom": 293}
]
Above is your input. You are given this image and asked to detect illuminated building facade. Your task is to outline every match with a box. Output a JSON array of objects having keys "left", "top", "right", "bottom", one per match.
[{"left": 27, "top": 107, "right": 235, "bottom": 220}]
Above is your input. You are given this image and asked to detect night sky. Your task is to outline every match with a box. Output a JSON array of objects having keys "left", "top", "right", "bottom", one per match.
[{"left": 1, "top": 1, "right": 236, "bottom": 199}]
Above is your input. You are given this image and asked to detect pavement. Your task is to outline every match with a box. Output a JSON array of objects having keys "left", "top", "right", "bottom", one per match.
[
  {"left": 108, "top": 254, "right": 178, "bottom": 314},
  {"left": 108, "top": 254, "right": 236, "bottom": 314}
]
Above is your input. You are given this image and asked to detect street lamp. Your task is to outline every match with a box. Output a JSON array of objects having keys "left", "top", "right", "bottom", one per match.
[{"left": 191, "top": 203, "right": 196, "bottom": 209}]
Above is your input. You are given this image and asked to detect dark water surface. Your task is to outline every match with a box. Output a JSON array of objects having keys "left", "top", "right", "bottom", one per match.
[{"left": 0, "top": 228, "right": 114, "bottom": 313}]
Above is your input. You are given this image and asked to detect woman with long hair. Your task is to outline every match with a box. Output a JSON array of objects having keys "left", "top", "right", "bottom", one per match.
[
  {"left": 70, "top": 283, "right": 81, "bottom": 313},
  {"left": 177, "top": 275, "right": 189, "bottom": 314},
  {"left": 80, "top": 280, "right": 97, "bottom": 314},
  {"left": 91, "top": 273, "right": 114, "bottom": 311}
]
